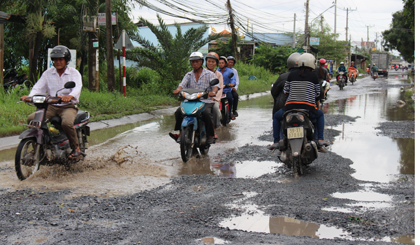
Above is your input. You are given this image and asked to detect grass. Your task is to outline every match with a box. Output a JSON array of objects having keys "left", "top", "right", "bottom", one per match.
[{"left": 0, "top": 62, "right": 275, "bottom": 137}]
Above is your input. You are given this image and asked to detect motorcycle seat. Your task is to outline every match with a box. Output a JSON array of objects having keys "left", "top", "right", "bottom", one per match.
[
  {"left": 282, "top": 109, "right": 310, "bottom": 118},
  {"left": 50, "top": 110, "right": 89, "bottom": 125}
]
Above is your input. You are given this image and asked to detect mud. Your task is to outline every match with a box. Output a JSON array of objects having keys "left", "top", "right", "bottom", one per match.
[{"left": 0, "top": 73, "right": 414, "bottom": 244}]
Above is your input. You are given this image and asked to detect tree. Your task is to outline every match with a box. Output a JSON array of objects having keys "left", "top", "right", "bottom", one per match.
[
  {"left": 252, "top": 44, "right": 292, "bottom": 74},
  {"left": 128, "top": 15, "right": 221, "bottom": 94},
  {"left": 304, "top": 19, "right": 348, "bottom": 63},
  {"left": 382, "top": 8, "right": 414, "bottom": 63}
]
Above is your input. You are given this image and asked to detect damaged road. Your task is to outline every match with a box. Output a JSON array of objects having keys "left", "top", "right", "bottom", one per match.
[{"left": 0, "top": 74, "right": 415, "bottom": 244}]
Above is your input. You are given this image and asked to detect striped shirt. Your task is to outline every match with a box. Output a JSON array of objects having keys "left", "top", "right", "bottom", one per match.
[
  {"left": 28, "top": 66, "right": 82, "bottom": 106},
  {"left": 179, "top": 68, "right": 219, "bottom": 103},
  {"left": 283, "top": 69, "right": 320, "bottom": 113}
]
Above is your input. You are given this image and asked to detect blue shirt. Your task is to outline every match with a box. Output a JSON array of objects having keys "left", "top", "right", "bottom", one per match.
[{"left": 217, "top": 67, "right": 236, "bottom": 93}]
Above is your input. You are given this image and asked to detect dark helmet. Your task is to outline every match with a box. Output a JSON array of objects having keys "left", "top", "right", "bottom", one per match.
[
  {"left": 206, "top": 52, "right": 219, "bottom": 66},
  {"left": 50, "top": 45, "right": 71, "bottom": 63},
  {"left": 226, "top": 56, "right": 236, "bottom": 64},
  {"left": 219, "top": 56, "right": 228, "bottom": 64}
]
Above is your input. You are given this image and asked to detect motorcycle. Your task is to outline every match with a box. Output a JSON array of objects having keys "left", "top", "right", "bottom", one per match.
[
  {"left": 348, "top": 67, "right": 357, "bottom": 85},
  {"left": 15, "top": 81, "right": 90, "bottom": 180},
  {"left": 220, "top": 92, "right": 231, "bottom": 126},
  {"left": 372, "top": 72, "right": 378, "bottom": 80},
  {"left": 337, "top": 72, "right": 346, "bottom": 90},
  {"left": 178, "top": 79, "right": 219, "bottom": 162},
  {"left": 3, "top": 68, "right": 30, "bottom": 91},
  {"left": 220, "top": 72, "right": 235, "bottom": 126},
  {"left": 278, "top": 110, "right": 318, "bottom": 177},
  {"left": 319, "top": 80, "right": 328, "bottom": 106}
]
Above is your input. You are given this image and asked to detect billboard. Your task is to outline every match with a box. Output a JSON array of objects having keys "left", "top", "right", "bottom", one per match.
[{"left": 310, "top": 37, "right": 320, "bottom": 45}]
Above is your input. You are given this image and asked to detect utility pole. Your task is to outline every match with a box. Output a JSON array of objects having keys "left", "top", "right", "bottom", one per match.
[
  {"left": 320, "top": 15, "right": 324, "bottom": 34},
  {"left": 334, "top": 0, "right": 337, "bottom": 41},
  {"left": 106, "top": 0, "right": 115, "bottom": 91},
  {"left": 0, "top": 24, "right": 3, "bottom": 86},
  {"left": 304, "top": 0, "right": 309, "bottom": 52},
  {"left": 292, "top": 13, "right": 296, "bottom": 48},
  {"left": 366, "top": 25, "right": 374, "bottom": 50},
  {"left": 345, "top": 7, "right": 356, "bottom": 66},
  {"left": 227, "top": 0, "right": 238, "bottom": 60}
]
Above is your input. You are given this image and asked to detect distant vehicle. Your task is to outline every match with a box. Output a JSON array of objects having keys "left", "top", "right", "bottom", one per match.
[{"left": 371, "top": 52, "right": 390, "bottom": 78}]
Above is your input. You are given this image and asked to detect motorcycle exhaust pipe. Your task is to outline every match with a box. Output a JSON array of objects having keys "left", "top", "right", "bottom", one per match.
[{"left": 305, "top": 143, "right": 312, "bottom": 152}]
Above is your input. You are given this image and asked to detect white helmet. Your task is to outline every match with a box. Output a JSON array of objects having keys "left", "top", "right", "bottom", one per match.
[
  {"left": 287, "top": 52, "right": 302, "bottom": 69},
  {"left": 340, "top": 62, "right": 344, "bottom": 65},
  {"left": 297, "top": 53, "right": 316, "bottom": 70},
  {"left": 189, "top": 52, "right": 204, "bottom": 61}
]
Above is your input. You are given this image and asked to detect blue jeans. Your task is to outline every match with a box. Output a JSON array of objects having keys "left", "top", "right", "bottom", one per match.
[{"left": 273, "top": 109, "right": 324, "bottom": 143}]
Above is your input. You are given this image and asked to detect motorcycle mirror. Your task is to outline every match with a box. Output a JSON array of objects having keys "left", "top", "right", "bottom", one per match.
[
  {"left": 228, "top": 73, "right": 234, "bottom": 78},
  {"left": 64, "top": 81, "right": 76, "bottom": 89},
  {"left": 209, "top": 79, "right": 219, "bottom": 86}
]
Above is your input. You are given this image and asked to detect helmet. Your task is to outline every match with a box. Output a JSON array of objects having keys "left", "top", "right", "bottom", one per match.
[
  {"left": 297, "top": 53, "right": 316, "bottom": 70},
  {"left": 226, "top": 56, "right": 236, "bottom": 64},
  {"left": 50, "top": 45, "right": 71, "bottom": 63},
  {"left": 287, "top": 52, "right": 301, "bottom": 69},
  {"left": 206, "top": 52, "right": 219, "bottom": 66},
  {"left": 340, "top": 62, "right": 344, "bottom": 65},
  {"left": 189, "top": 52, "right": 204, "bottom": 61},
  {"left": 319, "top": 58, "right": 326, "bottom": 64},
  {"left": 219, "top": 56, "right": 228, "bottom": 64}
]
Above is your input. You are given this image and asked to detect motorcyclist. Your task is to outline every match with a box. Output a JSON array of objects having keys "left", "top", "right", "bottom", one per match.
[
  {"left": 314, "top": 58, "right": 330, "bottom": 102},
  {"left": 271, "top": 52, "right": 301, "bottom": 118},
  {"left": 205, "top": 52, "right": 224, "bottom": 135},
  {"left": 336, "top": 62, "right": 348, "bottom": 85},
  {"left": 226, "top": 56, "right": 239, "bottom": 118},
  {"left": 217, "top": 56, "right": 236, "bottom": 120},
  {"left": 371, "top": 63, "right": 378, "bottom": 76},
  {"left": 20, "top": 45, "right": 83, "bottom": 159},
  {"left": 268, "top": 53, "right": 328, "bottom": 153},
  {"left": 170, "top": 52, "right": 220, "bottom": 144},
  {"left": 348, "top": 61, "right": 358, "bottom": 81}
]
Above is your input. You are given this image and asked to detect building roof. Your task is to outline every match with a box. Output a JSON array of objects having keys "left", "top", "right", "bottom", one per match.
[{"left": 244, "top": 32, "right": 293, "bottom": 46}]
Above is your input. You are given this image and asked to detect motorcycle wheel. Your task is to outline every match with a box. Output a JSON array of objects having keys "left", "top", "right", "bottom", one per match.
[
  {"left": 221, "top": 104, "right": 229, "bottom": 126},
  {"left": 199, "top": 145, "right": 210, "bottom": 156},
  {"left": 180, "top": 126, "right": 193, "bottom": 162},
  {"left": 292, "top": 157, "right": 304, "bottom": 178},
  {"left": 15, "top": 138, "right": 41, "bottom": 180}
]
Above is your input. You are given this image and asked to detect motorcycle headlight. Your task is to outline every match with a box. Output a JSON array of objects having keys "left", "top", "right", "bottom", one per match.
[
  {"left": 180, "top": 107, "right": 186, "bottom": 115},
  {"left": 32, "top": 96, "right": 46, "bottom": 103}
]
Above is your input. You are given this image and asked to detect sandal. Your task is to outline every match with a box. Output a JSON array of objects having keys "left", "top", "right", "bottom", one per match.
[
  {"left": 69, "top": 150, "right": 81, "bottom": 159},
  {"left": 267, "top": 143, "right": 279, "bottom": 150}
]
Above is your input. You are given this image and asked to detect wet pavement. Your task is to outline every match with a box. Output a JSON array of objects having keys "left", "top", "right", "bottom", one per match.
[{"left": 0, "top": 70, "right": 414, "bottom": 244}]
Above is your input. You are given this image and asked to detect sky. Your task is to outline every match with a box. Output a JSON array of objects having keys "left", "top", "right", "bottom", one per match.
[{"left": 128, "top": 0, "right": 406, "bottom": 51}]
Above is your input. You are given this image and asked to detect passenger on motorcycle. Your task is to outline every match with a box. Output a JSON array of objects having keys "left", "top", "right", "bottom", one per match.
[
  {"left": 336, "top": 62, "right": 348, "bottom": 85},
  {"left": 170, "top": 52, "right": 220, "bottom": 145},
  {"left": 227, "top": 56, "right": 239, "bottom": 118},
  {"left": 217, "top": 56, "right": 236, "bottom": 120},
  {"left": 348, "top": 61, "right": 358, "bottom": 81},
  {"left": 371, "top": 63, "right": 378, "bottom": 76},
  {"left": 268, "top": 53, "right": 329, "bottom": 153},
  {"left": 205, "top": 52, "right": 224, "bottom": 134},
  {"left": 271, "top": 52, "right": 301, "bottom": 118},
  {"left": 314, "top": 58, "right": 330, "bottom": 102},
  {"left": 20, "top": 45, "right": 83, "bottom": 159}
]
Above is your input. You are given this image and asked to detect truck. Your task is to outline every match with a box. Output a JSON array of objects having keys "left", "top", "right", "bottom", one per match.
[{"left": 371, "top": 52, "right": 390, "bottom": 78}]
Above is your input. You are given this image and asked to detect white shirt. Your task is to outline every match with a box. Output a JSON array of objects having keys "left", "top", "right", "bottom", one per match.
[
  {"left": 29, "top": 66, "right": 83, "bottom": 106},
  {"left": 231, "top": 67, "right": 239, "bottom": 90}
]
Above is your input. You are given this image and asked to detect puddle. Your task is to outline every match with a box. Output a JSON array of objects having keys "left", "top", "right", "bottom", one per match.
[
  {"left": 219, "top": 204, "right": 351, "bottom": 239},
  {"left": 210, "top": 161, "right": 278, "bottom": 178},
  {"left": 325, "top": 87, "right": 414, "bottom": 182},
  {"left": 197, "top": 237, "right": 230, "bottom": 244}
]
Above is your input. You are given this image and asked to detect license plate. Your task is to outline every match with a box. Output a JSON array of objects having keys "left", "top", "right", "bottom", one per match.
[{"left": 287, "top": 127, "right": 304, "bottom": 139}]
